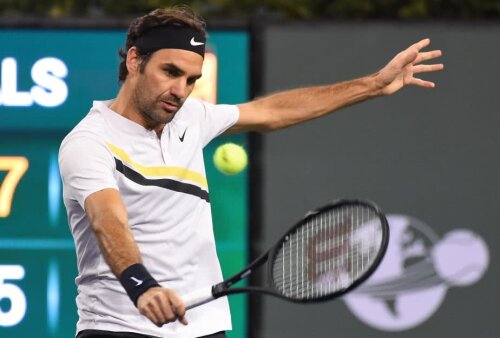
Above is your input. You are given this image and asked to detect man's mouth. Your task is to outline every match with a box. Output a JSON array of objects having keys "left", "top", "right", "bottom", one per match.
[{"left": 160, "top": 101, "right": 178, "bottom": 111}]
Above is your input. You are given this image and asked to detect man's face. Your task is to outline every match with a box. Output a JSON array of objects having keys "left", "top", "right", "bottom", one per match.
[{"left": 131, "top": 48, "right": 203, "bottom": 127}]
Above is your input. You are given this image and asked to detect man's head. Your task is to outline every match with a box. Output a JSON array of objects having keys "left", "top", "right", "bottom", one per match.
[{"left": 118, "top": 6, "right": 207, "bottom": 127}]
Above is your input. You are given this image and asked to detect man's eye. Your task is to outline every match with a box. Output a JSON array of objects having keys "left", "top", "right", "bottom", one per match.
[{"left": 164, "top": 68, "right": 179, "bottom": 76}]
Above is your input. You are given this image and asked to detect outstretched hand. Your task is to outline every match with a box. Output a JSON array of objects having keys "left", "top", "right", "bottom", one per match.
[{"left": 376, "top": 38, "right": 444, "bottom": 96}]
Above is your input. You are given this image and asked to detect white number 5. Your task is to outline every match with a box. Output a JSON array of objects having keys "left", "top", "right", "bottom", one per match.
[{"left": 0, "top": 265, "right": 27, "bottom": 326}]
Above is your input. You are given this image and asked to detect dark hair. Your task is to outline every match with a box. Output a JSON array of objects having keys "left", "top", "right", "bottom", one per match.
[{"left": 118, "top": 6, "right": 207, "bottom": 82}]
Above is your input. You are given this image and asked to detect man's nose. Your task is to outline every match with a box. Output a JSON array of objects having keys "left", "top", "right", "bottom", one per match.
[{"left": 170, "top": 78, "right": 188, "bottom": 100}]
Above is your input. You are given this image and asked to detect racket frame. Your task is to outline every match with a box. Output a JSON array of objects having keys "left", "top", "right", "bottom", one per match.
[
  {"left": 211, "top": 199, "right": 389, "bottom": 303},
  {"left": 267, "top": 199, "right": 389, "bottom": 303}
]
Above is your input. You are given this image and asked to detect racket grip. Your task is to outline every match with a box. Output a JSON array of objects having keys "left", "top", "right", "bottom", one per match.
[{"left": 182, "top": 286, "right": 215, "bottom": 310}]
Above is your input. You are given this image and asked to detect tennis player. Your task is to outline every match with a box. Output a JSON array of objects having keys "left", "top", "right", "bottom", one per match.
[{"left": 59, "top": 5, "right": 443, "bottom": 338}]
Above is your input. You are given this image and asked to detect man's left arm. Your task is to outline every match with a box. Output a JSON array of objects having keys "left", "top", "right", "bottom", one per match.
[{"left": 230, "top": 38, "right": 443, "bottom": 133}]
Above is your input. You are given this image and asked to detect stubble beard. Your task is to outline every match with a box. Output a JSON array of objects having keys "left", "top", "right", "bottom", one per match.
[{"left": 132, "top": 80, "right": 182, "bottom": 129}]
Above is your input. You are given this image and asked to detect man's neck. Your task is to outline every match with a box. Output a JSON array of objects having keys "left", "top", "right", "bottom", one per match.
[{"left": 110, "top": 81, "right": 166, "bottom": 138}]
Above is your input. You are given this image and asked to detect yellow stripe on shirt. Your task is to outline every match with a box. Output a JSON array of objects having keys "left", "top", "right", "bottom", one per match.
[{"left": 106, "top": 142, "right": 208, "bottom": 188}]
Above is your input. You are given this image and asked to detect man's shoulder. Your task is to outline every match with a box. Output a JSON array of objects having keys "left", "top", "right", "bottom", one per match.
[
  {"left": 178, "top": 98, "right": 233, "bottom": 120},
  {"left": 75, "top": 107, "right": 107, "bottom": 131},
  {"left": 60, "top": 109, "right": 107, "bottom": 150},
  {"left": 180, "top": 97, "right": 204, "bottom": 113}
]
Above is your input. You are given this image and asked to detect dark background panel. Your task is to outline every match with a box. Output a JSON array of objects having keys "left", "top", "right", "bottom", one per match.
[{"left": 256, "top": 22, "right": 499, "bottom": 338}]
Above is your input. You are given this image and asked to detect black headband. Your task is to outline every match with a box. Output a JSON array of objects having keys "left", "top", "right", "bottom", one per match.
[{"left": 135, "top": 25, "right": 206, "bottom": 57}]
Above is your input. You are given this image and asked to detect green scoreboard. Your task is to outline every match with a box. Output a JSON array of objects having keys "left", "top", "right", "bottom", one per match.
[{"left": 0, "top": 28, "right": 249, "bottom": 338}]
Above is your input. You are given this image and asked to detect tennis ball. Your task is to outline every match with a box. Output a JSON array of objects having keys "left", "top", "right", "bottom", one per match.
[
  {"left": 431, "top": 229, "right": 489, "bottom": 286},
  {"left": 213, "top": 143, "right": 248, "bottom": 175}
]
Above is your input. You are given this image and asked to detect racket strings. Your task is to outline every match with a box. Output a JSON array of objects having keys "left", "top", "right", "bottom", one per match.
[{"left": 271, "top": 204, "right": 383, "bottom": 300}]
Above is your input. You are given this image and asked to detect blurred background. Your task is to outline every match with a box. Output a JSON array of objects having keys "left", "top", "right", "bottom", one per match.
[{"left": 0, "top": 1, "right": 498, "bottom": 338}]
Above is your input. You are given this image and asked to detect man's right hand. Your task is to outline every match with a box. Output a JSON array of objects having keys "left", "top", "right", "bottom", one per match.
[{"left": 137, "top": 287, "right": 188, "bottom": 327}]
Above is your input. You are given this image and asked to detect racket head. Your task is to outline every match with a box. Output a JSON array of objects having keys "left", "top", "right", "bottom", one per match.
[{"left": 268, "top": 199, "right": 389, "bottom": 303}]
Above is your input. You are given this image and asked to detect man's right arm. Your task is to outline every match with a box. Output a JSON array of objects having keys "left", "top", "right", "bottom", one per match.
[
  {"left": 84, "top": 188, "right": 140, "bottom": 275},
  {"left": 230, "top": 38, "right": 443, "bottom": 133},
  {"left": 84, "top": 187, "right": 188, "bottom": 326}
]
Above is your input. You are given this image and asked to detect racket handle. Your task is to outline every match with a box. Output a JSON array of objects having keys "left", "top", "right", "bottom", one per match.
[{"left": 182, "top": 286, "right": 215, "bottom": 310}]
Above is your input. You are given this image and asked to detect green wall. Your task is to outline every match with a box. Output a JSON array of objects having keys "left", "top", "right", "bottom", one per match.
[{"left": 0, "top": 29, "right": 249, "bottom": 338}]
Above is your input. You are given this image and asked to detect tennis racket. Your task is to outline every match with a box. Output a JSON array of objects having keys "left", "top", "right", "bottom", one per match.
[{"left": 183, "top": 199, "right": 389, "bottom": 309}]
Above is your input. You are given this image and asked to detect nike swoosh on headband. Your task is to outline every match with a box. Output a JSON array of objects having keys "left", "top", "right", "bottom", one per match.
[{"left": 190, "top": 37, "right": 204, "bottom": 46}]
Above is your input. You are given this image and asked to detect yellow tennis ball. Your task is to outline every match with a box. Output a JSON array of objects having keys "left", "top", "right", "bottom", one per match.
[{"left": 213, "top": 143, "right": 248, "bottom": 175}]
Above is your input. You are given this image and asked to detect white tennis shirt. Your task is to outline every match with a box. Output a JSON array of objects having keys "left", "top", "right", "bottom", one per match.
[{"left": 59, "top": 99, "right": 239, "bottom": 337}]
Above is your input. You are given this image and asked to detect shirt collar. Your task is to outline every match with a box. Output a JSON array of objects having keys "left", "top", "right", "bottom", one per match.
[{"left": 93, "top": 100, "right": 157, "bottom": 137}]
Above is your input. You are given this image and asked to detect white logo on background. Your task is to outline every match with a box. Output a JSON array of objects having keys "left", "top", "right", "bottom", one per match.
[
  {"left": 0, "top": 57, "right": 68, "bottom": 107},
  {"left": 190, "top": 37, "right": 204, "bottom": 46},
  {"left": 343, "top": 215, "right": 489, "bottom": 331}
]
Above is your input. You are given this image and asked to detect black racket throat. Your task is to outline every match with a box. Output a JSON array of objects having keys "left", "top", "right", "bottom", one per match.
[{"left": 212, "top": 251, "right": 270, "bottom": 298}]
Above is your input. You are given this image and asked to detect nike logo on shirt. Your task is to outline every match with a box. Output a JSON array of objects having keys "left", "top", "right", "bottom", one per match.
[{"left": 179, "top": 128, "right": 187, "bottom": 142}]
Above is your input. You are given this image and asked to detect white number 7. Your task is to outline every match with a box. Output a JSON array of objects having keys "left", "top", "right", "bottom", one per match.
[
  {"left": 0, "top": 157, "right": 29, "bottom": 218},
  {"left": 0, "top": 265, "right": 27, "bottom": 326}
]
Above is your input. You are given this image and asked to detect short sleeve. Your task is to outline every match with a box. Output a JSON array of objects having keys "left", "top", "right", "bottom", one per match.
[
  {"left": 198, "top": 101, "right": 239, "bottom": 147},
  {"left": 59, "top": 132, "right": 118, "bottom": 209}
]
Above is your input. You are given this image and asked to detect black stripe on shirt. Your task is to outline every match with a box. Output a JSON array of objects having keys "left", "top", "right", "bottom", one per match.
[{"left": 114, "top": 158, "right": 210, "bottom": 203}]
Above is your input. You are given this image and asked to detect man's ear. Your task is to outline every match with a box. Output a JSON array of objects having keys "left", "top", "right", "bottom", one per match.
[{"left": 126, "top": 47, "right": 141, "bottom": 76}]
